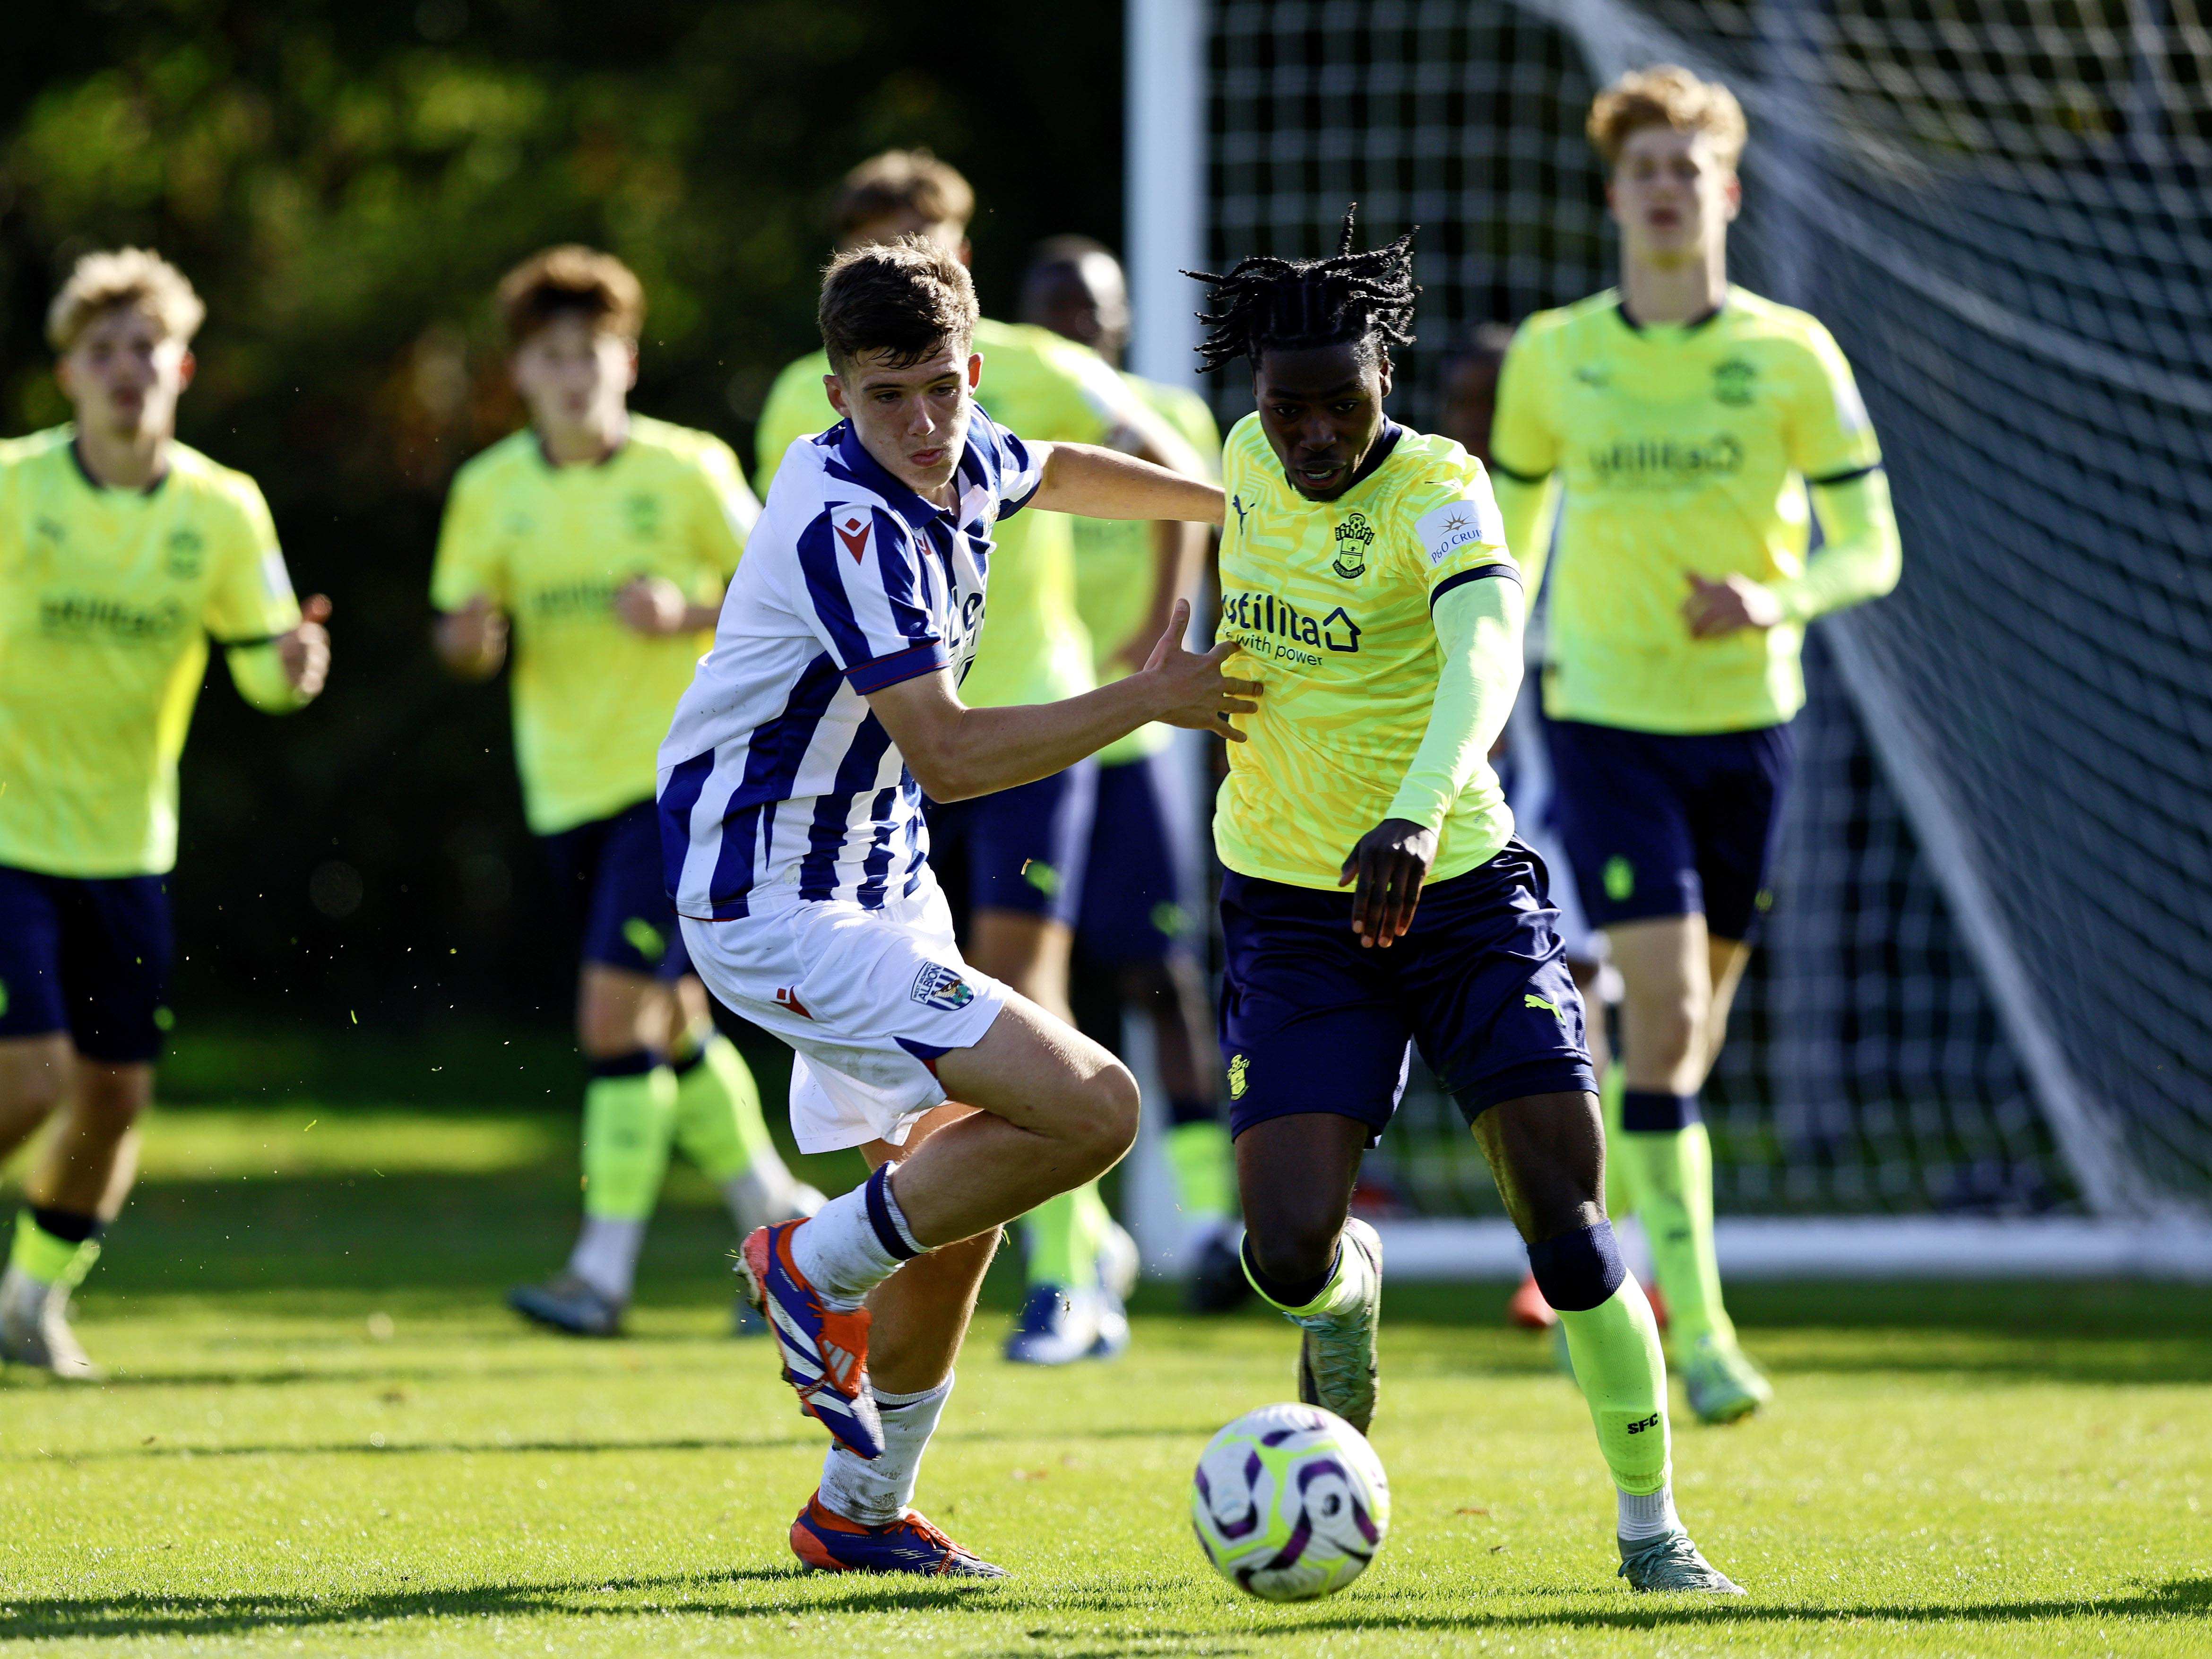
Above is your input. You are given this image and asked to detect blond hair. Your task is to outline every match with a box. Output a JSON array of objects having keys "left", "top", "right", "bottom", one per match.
[
  {"left": 46, "top": 248, "right": 206, "bottom": 352},
  {"left": 830, "top": 149, "right": 975, "bottom": 244},
  {"left": 1588, "top": 65, "right": 1747, "bottom": 170},
  {"left": 494, "top": 245, "right": 646, "bottom": 348}
]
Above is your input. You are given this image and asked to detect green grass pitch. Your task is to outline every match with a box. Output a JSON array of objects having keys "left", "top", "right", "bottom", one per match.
[{"left": 1, "top": 1103, "right": 2207, "bottom": 1656}]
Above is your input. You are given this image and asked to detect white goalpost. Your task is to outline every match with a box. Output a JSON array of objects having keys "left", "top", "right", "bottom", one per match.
[{"left": 1125, "top": 0, "right": 2212, "bottom": 1279}]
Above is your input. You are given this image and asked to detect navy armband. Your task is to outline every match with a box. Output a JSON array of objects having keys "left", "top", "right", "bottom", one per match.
[{"left": 1429, "top": 562, "right": 1521, "bottom": 610}]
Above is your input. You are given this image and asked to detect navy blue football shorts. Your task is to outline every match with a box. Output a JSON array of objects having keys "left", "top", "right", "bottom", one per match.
[
  {"left": 1218, "top": 843, "right": 1596, "bottom": 1146},
  {"left": 926, "top": 760, "right": 1097, "bottom": 929},
  {"left": 0, "top": 864, "right": 173, "bottom": 1063},
  {"left": 1545, "top": 718, "right": 1795, "bottom": 943},
  {"left": 1076, "top": 750, "right": 1197, "bottom": 965},
  {"left": 541, "top": 800, "right": 693, "bottom": 980}
]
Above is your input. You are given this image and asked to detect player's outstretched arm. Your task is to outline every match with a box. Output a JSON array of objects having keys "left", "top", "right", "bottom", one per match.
[
  {"left": 1028, "top": 442, "right": 1224, "bottom": 527},
  {"left": 868, "top": 598, "right": 1257, "bottom": 804},
  {"left": 433, "top": 594, "right": 510, "bottom": 681},
  {"left": 1339, "top": 574, "right": 1526, "bottom": 947}
]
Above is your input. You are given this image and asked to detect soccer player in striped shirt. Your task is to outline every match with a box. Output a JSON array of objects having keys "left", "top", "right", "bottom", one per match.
[
  {"left": 432, "top": 247, "right": 820, "bottom": 1338},
  {"left": 1490, "top": 67, "right": 1902, "bottom": 1423},
  {"left": 666, "top": 239, "right": 1244, "bottom": 1575},
  {"left": 0, "top": 251, "right": 331, "bottom": 1376},
  {"left": 754, "top": 152, "right": 1208, "bottom": 1365},
  {"left": 1187, "top": 214, "right": 1740, "bottom": 1592}
]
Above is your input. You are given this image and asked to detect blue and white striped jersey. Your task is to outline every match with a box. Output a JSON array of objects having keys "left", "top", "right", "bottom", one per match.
[{"left": 658, "top": 409, "right": 1045, "bottom": 919}]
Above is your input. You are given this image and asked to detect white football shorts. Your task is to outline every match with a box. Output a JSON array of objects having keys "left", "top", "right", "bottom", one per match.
[{"left": 680, "top": 873, "right": 1009, "bottom": 1153}]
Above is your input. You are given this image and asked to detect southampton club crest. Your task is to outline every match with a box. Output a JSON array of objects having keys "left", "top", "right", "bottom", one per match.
[
  {"left": 1331, "top": 511, "right": 1374, "bottom": 579},
  {"left": 910, "top": 962, "right": 976, "bottom": 1013}
]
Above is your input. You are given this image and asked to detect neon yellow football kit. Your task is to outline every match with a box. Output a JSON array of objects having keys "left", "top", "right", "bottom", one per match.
[
  {"left": 433, "top": 413, "right": 796, "bottom": 1317},
  {"left": 1488, "top": 286, "right": 1901, "bottom": 1390},
  {"left": 0, "top": 425, "right": 310, "bottom": 1304},
  {"left": 1217, "top": 412, "right": 1672, "bottom": 1512}
]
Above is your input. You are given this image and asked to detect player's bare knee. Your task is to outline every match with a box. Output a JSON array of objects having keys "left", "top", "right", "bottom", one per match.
[
  {"left": 6, "top": 1070, "right": 67, "bottom": 1124},
  {"left": 1044, "top": 1057, "right": 1141, "bottom": 1176},
  {"left": 1637, "top": 997, "right": 1702, "bottom": 1077},
  {"left": 78, "top": 1071, "right": 150, "bottom": 1139},
  {"left": 0, "top": 1042, "right": 73, "bottom": 1124},
  {"left": 1061, "top": 1059, "right": 1141, "bottom": 1173}
]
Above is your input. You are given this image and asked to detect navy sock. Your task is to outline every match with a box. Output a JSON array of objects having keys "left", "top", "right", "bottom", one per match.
[
  {"left": 29, "top": 1207, "right": 103, "bottom": 1245},
  {"left": 1241, "top": 1233, "right": 1334, "bottom": 1309},
  {"left": 1621, "top": 1090, "right": 1699, "bottom": 1132},
  {"left": 1527, "top": 1219, "right": 1627, "bottom": 1313}
]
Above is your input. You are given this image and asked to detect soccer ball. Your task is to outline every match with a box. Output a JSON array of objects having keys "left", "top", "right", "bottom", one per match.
[{"left": 1190, "top": 1401, "right": 1390, "bottom": 1601}]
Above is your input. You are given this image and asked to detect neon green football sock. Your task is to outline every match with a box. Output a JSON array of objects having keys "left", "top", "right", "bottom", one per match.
[
  {"left": 1600, "top": 1062, "right": 1631, "bottom": 1218},
  {"left": 1555, "top": 1276, "right": 1672, "bottom": 1496},
  {"left": 1616, "top": 1121, "right": 1735, "bottom": 1351},
  {"left": 580, "top": 1062, "right": 677, "bottom": 1222},
  {"left": 9, "top": 1210, "right": 96, "bottom": 1289},
  {"left": 1022, "top": 1182, "right": 1114, "bottom": 1290},
  {"left": 671, "top": 1032, "right": 775, "bottom": 1184},
  {"left": 1166, "top": 1120, "right": 1236, "bottom": 1221}
]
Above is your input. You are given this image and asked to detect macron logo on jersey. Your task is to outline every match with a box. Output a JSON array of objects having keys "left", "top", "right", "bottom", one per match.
[{"left": 832, "top": 508, "right": 873, "bottom": 564}]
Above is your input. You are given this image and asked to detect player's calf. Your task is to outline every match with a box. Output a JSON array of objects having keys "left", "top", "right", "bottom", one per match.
[
  {"left": 1469, "top": 1089, "right": 1741, "bottom": 1590},
  {"left": 739, "top": 1002, "right": 1139, "bottom": 1458}
]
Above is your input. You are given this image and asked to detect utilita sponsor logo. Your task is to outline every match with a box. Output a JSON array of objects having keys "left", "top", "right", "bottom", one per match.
[
  {"left": 1586, "top": 434, "right": 1744, "bottom": 486},
  {"left": 1218, "top": 589, "right": 1362, "bottom": 665},
  {"left": 40, "top": 593, "right": 187, "bottom": 642}
]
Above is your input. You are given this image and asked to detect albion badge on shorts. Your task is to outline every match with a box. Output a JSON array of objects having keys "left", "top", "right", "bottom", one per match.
[{"left": 910, "top": 963, "right": 976, "bottom": 1012}]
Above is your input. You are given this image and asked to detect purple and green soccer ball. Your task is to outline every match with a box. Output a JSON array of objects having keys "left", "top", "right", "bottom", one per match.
[{"left": 1190, "top": 1401, "right": 1391, "bottom": 1600}]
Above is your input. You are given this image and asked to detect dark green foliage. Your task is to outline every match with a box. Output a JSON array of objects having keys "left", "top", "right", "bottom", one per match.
[{"left": 0, "top": 1, "right": 1123, "bottom": 1029}]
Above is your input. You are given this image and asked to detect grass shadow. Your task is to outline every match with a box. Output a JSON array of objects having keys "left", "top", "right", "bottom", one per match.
[{"left": 8, "top": 1574, "right": 2207, "bottom": 1642}]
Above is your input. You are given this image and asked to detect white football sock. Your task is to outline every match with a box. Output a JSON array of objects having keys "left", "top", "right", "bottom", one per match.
[
  {"left": 790, "top": 1176, "right": 915, "bottom": 1311},
  {"left": 1617, "top": 1484, "right": 1681, "bottom": 1544},
  {"left": 722, "top": 1164, "right": 822, "bottom": 1236},
  {"left": 567, "top": 1217, "right": 646, "bottom": 1304},
  {"left": 818, "top": 1373, "right": 954, "bottom": 1526}
]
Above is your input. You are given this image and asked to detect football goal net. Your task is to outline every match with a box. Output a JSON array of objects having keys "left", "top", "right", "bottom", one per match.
[{"left": 1122, "top": 0, "right": 2212, "bottom": 1268}]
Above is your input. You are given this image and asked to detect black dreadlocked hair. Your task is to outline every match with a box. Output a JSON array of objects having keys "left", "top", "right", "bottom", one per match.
[{"left": 1183, "top": 206, "right": 1418, "bottom": 375}]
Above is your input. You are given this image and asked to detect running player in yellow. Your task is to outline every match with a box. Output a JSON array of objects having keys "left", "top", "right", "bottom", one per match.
[
  {"left": 1017, "top": 236, "right": 1245, "bottom": 1310},
  {"left": 433, "top": 247, "right": 819, "bottom": 1338},
  {"left": 754, "top": 153, "right": 1206, "bottom": 1364},
  {"left": 0, "top": 250, "right": 331, "bottom": 1376},
  {"left": 1190, "top": 212, "right": 1738, "bottom": 1592},
  {"left": 1491, "top": 67, "right": 1902, "bottom": 1422}
]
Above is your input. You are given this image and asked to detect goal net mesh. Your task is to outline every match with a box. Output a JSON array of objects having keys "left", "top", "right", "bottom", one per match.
[{"left": 1203, "top": 0, "right": 2212, "bottom": 1216}]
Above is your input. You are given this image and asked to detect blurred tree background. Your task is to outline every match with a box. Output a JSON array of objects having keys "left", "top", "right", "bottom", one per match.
[{"left": 0, "top": 0, "right": 1125, "bottom": 1060}]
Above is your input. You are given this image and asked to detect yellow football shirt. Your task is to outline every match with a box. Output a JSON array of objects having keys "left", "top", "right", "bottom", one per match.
[
  {"left": 1074, "top": 374, "right": 1222, "bottom": 766},
  {"left": 755, "top": 318, "right": 1141, "bottom": 711},
  {"left": 0, "top": 427, "right": 303, "bottom": 878},
  {"left": 431, "top": 414, "right": 754, "bottom": 835},
  {"left": 1215, "top": 415, "right": 1518, "bottom": 890},
  {"left": 1490, "top": 286, "right": 1883, "bottom": 733}
]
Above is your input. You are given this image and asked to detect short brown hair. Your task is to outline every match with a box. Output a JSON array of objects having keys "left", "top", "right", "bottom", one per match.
[
  {"left": 495, "top": 245, "right": 645, "bottom": 348},
  {"left": 47, "top": 248, "right": 206, "bottom": 352},
  {"left": 830, "top": 150, "right": 975, "bottom": 244},
  {"left": 1588, "top": 65, "right": 1747, "bottom": 170},
  {"left": 818, "top": 235, "right": 979, "bottom": 373}
]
